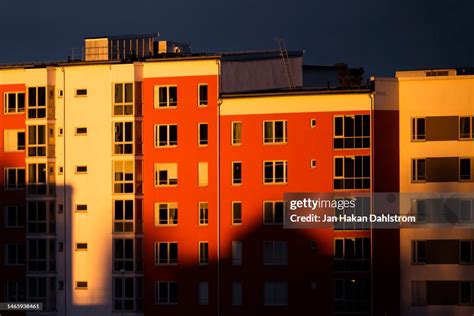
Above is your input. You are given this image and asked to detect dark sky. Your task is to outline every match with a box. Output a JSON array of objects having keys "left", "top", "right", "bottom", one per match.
[{"left": 1, "top": 0, "right": 473, "bottom": 76}]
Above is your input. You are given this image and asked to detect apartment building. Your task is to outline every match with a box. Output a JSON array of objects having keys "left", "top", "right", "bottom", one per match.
[
  {"left": 374, "top": 69, "right": 474, "bottom": 316},
  {"left": 4, "top": 33, "right": 472, "bottom": 316}
]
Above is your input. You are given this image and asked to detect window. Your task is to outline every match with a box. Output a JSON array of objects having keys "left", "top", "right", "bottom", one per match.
[
  {"left": 154, "top": 124, "right": 177, "bottom": 147},
  {"left": 114, "top": 239, "right": 134, "bottom": 271},
  {"left": 27, "top": 239, "right": 55, "bottom": 272},
  {"left": 412, "top": 240, "right": 426, "bottom": 264},
  {"left": 27, "top": 163, "right": 48, "bottom": 195},
  {"left": 27, "top": 87, "right": 47, "bottom": 119},
  {"left": 232, "top": 162, "right": 242, "bottom": 185},
  {"left": 75, "top": 166, "right": 87, "bottom": 174},
  {"left": 28, "top": 277, "right": 56, "bottom": 310},
  {"left": 198, "top": 282, "right": 209, "bottom": 305},
  {"left": 155, "top": 86, "right": 177, "bottom": 108},
  {"left": 154, "top": 163, "right": 178, "bottom": 186},
  {"left": 460, "top": 158, "right": 472, "bottom": 181},
  {"left": 334, "top": 115, "right": 370, "bottom": 148},
  {"left": 311, "top": 159, "right": 317, "bottom": 168},
  {"left": 27, "top": 201, "right": 55, "bottom": 234},
  {"left": 263, "top": 120, "right": 287, "bottom": 143},
  {"left": 114, "top": 200, "right": 134, "bottom": 233},
  {"left": 155, "top": 203, "right": 178, "bottom": 226},
  {"left": 75, "top": 243, "right": 88, "bottom": 251},
  {"left": 412, "top": 117, "right": 426, "bottom": 141},
  {"left": 199, "top": 242, "right": 209, "bottom": 265},
  {"left": 311, "top": 119, "right": 317, "bottom": 127},
  {"left": 198, "top": 84, "right": 208, "bottom": 106},
  {"left": 3, "top": 130, "right": 25, "bottom": 152},
  {"left": 263, "top": 161, "right": 288, "bottom": 184},
  {"left": 4, "top": 206, "right": 25, "bottom": 228},
  {"left": 334, "top": 197, "right": 370, "bottom": 231},
  {"left": 114, "top": 122, "right": 134, "bottom": 154},
  {"left": 459, "top": 199, "right": 473, "bottom": 223},
  {"left": 114, "top": 161, "right": 134, "bottom": 193},
  {"left": 334, "top": 238, "right": 371, "bottom": 271},
  {"left": 113, "top": 277, "right": 142, "bottom": 311},
  {"left": 199, "top": 202, "right": 208, "bottom": 225},
  {"left": 198, "top": 162, "right": 208, "bottom": 186},
  {"left": 76, "top": 281, "right": 88, "bottom": 289},
  {"left": 4, "top": 92, "right": 25, "bottom": 114},
  {"left": 460, "top": 281, "right": 474, "bottom": 305},
  {"left": 232, "top": 282, "right": 242, "bottom": 306},
  {"left": 75, "top": 204, "right": 88, "bottom": 212},
  {"left": 75, "top": 89, "right": 87, "bottom": 97},
  {"left": 411, "top": 158, "right": 426, "bottom": 182},
  {"left": 4, "top": 168, "right": 25, "bottom": 190},
  {"left": 459, "top": 116, "right": 473, "bottom": 140},
  {"left": 334, "top": 279, "right": 370, "bottom": 313},
  {"left": 263, "top": 241, "right": 288, "bottom": 265},
  {"left": 263, "top": 201, "right": 284, "bottom": 225},
  {"left": 232, "top": 202, "right": 242, "bottom": 225},
  {"left": 232, "top": 121, "right": 242, "bottom": 145},
  {"left": 460, "top": 240, "right": 473, "bottom": 264},
  {"left": 198, "top": 123, "right": 208, "bottom": 146},
  {"left": 263, "top": 281, "right": 288, "bottom": 306},
  {"left": 114, "top": 83, "right": 133, "bottom": 115},
  {"left": 154, "top": 242, "right": 178, "bottom": 265},
  {"left": 75, "top": 127, "right": 87, "bottom": 135},
  {"left": 334, "top": 156, "right": 370, "bottom": 190},
  {"left": 5, "top": 280, "right": 26, "bottom": 302},
  {"left": 411, "top": 199, "right": 426, "bottom": 222},
  {"left": 412, "top": 281, "right": 427, "bottom": 306},
  {"left": 4, "top": 244, "right": 25, "bottom": 265},
  {"left": 232, "top": 241, "right": 242, "bottom": 266},
  {"left": 155, "top": 281, "right": 178, "bottom": 304},
  {"left": 27, "top": 125, "right": 46, "bottom": 157}
]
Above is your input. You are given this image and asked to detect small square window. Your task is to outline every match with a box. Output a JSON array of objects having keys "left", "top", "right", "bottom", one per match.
[
  {"left": 75, "top": 204, "right": 88, "bottom": 212},
  {"left": 75, "top": 127, "right": 87, "bottom": 135},
  {"left": 75, "top": 89, "right": 87, "bottom": 97},
  {"left": 75, "top": 281, "right": 88, "bottom": 289},
  {"left": 75, "top": 166, "right": 87, "bottom": 174},
  {"left": 75, "top": 243, "right": 88, "bottom": 251}
]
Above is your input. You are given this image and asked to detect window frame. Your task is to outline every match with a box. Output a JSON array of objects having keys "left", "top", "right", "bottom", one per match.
[
  {"left": 232, "top": 161, "right": 242, "bottom": 185},
  {"left": 333, "top": 114, "right": 370, "bottom": 149},
  {"left": 263, "top": 241, "right": 288, "bottom": 266},
  {"left": 113, "top": 238, "right": 135, "bottom": 272},
  {"left": 74, "top": 89, "right": 88, "bottom": 97},
  {"left": 4, "top": 167, "right": 26, "bottom": 190},
  {"left": 231, "top": 121, "right": 242, "bottom": 145},
  {"left": 154, "top": 163, "right": 178, "bottom": 187},
  {"left": 113, "top": 82, "right": 134, "bottom": 116},
  {"left": 232, "top": 201, "right": 242, "bottom": 225},
  {"left": 412, "top": 240, "right": 426, "bottom": 264},
  {"left": 113, "top": 121, "right": 134, "bottom": 155},
  {"left": 3, "top": 129, "right": 25, "bottom": 152},
  {"left": 154, "top": 242, "right": 178, "bottom": 266},
  {"left": 113, "top": 199, "right": 135, "bottom": 233},
  {"left": 198, "top": 83, "right": 208, "bottom": 107},
  {"left": 198, "top": 123, "right": 209, "bottom": 146},
  {"left": 459, "top": 116, "right": 473, "bottom": 140},
  {"left": 199, "top": 241, "right": 209, "bottom": 265},
  {"left": 411, "top": 117, "right": 426, "bottom": 141},
  {"left": 155, "top": 281, "right": 178, "bottom": 305},
  {"left": 154, "top": 202, "right": 178, "bottom": 226},
  {"left": 263, "top": 160, "right": 288, "bottom": 184},
  {"left": 263, "top": 120, "right": 287, "bottom": 144},
  {"left": 411, "top": 158, "right": 426, "bottom": 183},
  {"left": 27, "top": 87, "right": 47, "bottom": 119},
  {"left": 155, "top": 85, "right": 178, "bottom": 109},
  {"left": 154, "top": 124, "right": 178, "bottom": 148},
  {"left": 263, "top": 201, "right": 284, "bottom": 225},
  {"left": 3, "top": 91, "right": 26, "bottom": 114},
  {"left": 113, "top": 160, "right": 135, "bottom": 194},
  {"left": 4, "top": 205, "right": 25, "bottom": 228},
  {"left": 333, "top": 156, "right": 371, "bottom": 190},
  {"left": 459, "top": 157, "right": 472, "bottom": 181},
  {"left": 199, "top": 202, "right": 209, "bottom": 226}
]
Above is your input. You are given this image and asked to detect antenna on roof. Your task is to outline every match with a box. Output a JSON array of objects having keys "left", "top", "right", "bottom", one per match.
[{"left": 275, "top": 36, "right": 295, "bottom": 90}]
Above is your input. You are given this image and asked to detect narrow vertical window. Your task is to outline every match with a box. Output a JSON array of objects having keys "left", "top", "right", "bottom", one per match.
[
  {"left": 232, "top": 122, "right": 242, "bottom": 145},
  {"left": 232, "top": 162, "right": 242, "bottom": 185},
  {"left": 198, "top": 123, "right": 208, "bottom": 146},
  {"left": 198, "top": 84, "right": 208, "bottom": 106}
]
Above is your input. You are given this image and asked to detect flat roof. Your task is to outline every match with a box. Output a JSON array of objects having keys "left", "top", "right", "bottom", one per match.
[{"left": 221, "top": 87, "right": 372, "bottom": 99}]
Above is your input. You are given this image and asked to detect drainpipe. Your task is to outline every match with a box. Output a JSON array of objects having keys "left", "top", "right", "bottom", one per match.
[
  {"left": 62, "top": 66, "right": 68, "bottom": 316},
  {"left": 216, "top": 58, "right": 221, "bottom": 316},
  {"left": 369, "top": 90, "right": 374, "bottom": 316}
]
